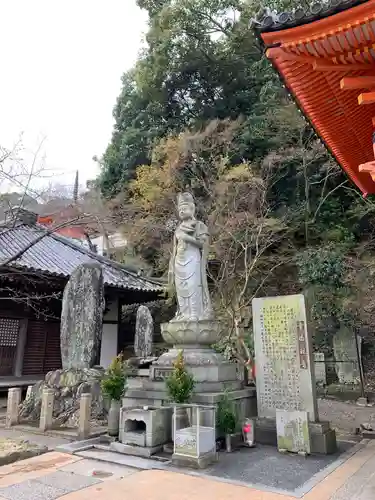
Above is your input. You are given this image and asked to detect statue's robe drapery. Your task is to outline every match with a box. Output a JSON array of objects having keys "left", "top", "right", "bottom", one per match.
[{"left": 170, "top": 220, "right": 212, "bottom": 321}]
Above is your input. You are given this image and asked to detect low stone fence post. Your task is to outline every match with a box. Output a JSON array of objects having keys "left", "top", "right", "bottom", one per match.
[
  {"left": 25, "top": 385, "right": 33, "bottom": 401},
  {"left": 39, "top": 388, "right": 55, "bottom": 431},
  {"left": 6, "top": 387, "right": 21, "bottom": 428},
  {"left": 78, "top": 393, "right": 92, "bottom": 440}
]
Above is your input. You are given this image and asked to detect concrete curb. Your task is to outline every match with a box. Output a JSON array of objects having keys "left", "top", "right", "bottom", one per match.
[
  {"left": 293, "top": 440, "right": 367, "bottom": 497},
  {"left": 55, "top": 437, "right": 102, "bottom": 454}
]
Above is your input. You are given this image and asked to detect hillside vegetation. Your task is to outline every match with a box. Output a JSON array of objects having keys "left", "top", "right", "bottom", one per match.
[{"left": 96, "top": 0, "right": 375, "bottom": 373}]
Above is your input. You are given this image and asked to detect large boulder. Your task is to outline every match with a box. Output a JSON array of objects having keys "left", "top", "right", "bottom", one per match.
[{"left": 19, "top": 367, "right": 107, "bottom": 427}]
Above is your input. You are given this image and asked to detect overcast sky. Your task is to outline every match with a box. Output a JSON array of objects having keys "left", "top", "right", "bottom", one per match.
[{"left": 0, "top": 0, "right": 148, "bottom": 194}]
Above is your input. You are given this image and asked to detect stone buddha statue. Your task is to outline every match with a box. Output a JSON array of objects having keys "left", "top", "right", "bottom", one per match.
[{"left": 169, "top": 192, "right": 212, "bottom": 322}]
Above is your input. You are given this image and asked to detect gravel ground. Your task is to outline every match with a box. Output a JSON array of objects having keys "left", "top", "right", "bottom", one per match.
[
  {"left": 318, "top": 398, "right": 375, "bottom": 433},
  {"left": 0, "top": 427, "right": 72, "bottom": 450},
  {"left": 204, "top": 441, "right": 352, "bottom": 492}
]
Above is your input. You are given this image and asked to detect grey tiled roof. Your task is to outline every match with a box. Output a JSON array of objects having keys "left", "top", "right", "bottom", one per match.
[
  {"left": 0, "top": 223, "right": 163, "bottom": 293},
  {"left": 253, "top": 0, "right": 369, "bottom": 33}
]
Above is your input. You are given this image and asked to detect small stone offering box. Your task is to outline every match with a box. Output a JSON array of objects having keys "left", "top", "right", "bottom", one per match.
[{"left": 120, "top": 406, "right": 172, "bottom": 448}]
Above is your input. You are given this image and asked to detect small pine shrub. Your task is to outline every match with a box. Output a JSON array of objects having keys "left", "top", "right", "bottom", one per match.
[
  {"left": 101, "top": 354, "right": 127, "bottom": 401},
  {"left": 217, "top": 391, "right": 237, "bottom": 435},
  {"left": 166, "top": 350, "right": 195, "bottom": 403}
]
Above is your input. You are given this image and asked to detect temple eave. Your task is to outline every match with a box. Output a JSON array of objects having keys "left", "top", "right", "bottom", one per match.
[{"left": 257, "top": 0, "right": 375, "bottom": 195}]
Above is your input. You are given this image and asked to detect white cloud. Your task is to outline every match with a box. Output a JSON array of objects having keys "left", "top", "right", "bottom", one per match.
[{"left": 0, "top": 0, "right": 148, "bottom": 192}]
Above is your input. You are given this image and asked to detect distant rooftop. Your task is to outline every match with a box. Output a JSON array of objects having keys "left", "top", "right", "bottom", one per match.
[{"left": 0, "top": 210, "right": 163, "bottom": 293}]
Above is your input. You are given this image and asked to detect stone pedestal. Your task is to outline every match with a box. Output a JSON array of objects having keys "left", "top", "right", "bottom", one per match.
[
  {"left": 123, "top": 386, "right": 256, "bottom": 426},
  {"left": 152, "top": 320, "right": 240, "bottom": 390},
  {"left": 123, "top": 319, "right": 256, "bottom": 426},
  {"left": 255, "top": 417, "right": 337, "bottom": 454}
]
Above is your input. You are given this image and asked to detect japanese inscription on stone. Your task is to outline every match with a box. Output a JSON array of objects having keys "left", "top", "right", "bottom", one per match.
[
  {"left": 152, "top": 367, "right": 174, "bottom": 381},
  {"left": 252, "top": 294, "right": 317, "bottom": 421},
  {"left": 174, "top": 433, "right": 197, "bottom": 456},
  {"left": 276, "top": 410, "right": 310, "bottom": 455}
]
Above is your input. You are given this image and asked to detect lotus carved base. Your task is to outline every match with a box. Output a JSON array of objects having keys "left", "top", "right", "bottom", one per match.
[{"left": 160, "top": 319, "right": 221, "bottom": 347}]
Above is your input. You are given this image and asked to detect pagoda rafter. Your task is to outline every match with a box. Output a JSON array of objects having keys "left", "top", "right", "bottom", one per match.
[
  {"left": 257, "top": 0, "right": 375, "bottom": 196},
  {"left": 359, "top": 134, "right": 375, "bottom": 181},
  {"left": 266, "top": 47, "right": 375, "bottom": 73},
  {"left": 340, "top": 77, "right": 375, "bottom": 90}
]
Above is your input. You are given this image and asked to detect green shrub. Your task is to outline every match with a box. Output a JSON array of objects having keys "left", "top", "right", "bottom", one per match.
[
  {"left": 101, "top": 354, "right": 127, "bottom": 401},
  {"left": 217, "top": 391, "right": 237, "bottom": 435},
  {"left": 166, "top": 350, "right": 195, "bottom": 403}
]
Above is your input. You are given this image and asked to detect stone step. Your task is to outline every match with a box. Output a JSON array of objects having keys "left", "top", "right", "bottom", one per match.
[{"left": 76, "top": 447, "right": 171, "bottom": 470}]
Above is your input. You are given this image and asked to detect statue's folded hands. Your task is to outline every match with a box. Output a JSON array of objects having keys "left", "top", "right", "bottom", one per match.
[{"left": 176, "top": 231, "right": 202, "bottom": 248}]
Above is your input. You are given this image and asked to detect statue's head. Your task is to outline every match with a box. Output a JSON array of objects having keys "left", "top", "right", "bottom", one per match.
[{"left": 177, "top": 192, "right": 195, "bottom": 220}]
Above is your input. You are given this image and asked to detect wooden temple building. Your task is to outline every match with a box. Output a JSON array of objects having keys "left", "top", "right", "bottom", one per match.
[
  {"left": 254, "top": 0, "right": 375, "bottom": 195},
  {"left": 0, "top": 208, "right": 163, "bottom": 387}
]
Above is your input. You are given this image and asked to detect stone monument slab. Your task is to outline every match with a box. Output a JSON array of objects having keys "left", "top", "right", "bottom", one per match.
[
  {"left": 276, "top": 410, "right": 310, "bottom": 455},
  {"left": 135, "top": 305, "right": 154, "bottom": 358},
  {"left": 333, "top": 328, "right": 361, "bottom": 385},
  {"left": 314, "top": 352, "right": 326, "bottom": 386},
  {"left": 252, "top": 294, "right": 318, "bottom": 421},
  {"left": 60, "top": 263, "right": 105, "bottom": 370}
]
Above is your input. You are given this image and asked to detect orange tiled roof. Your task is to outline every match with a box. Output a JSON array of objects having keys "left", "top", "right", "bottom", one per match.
[
  {"left": 256, "top": 0, "right": 375, "bottom": 195},
  {"left": 37, "top": 214, "right": 87, "bottom": 240}
]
